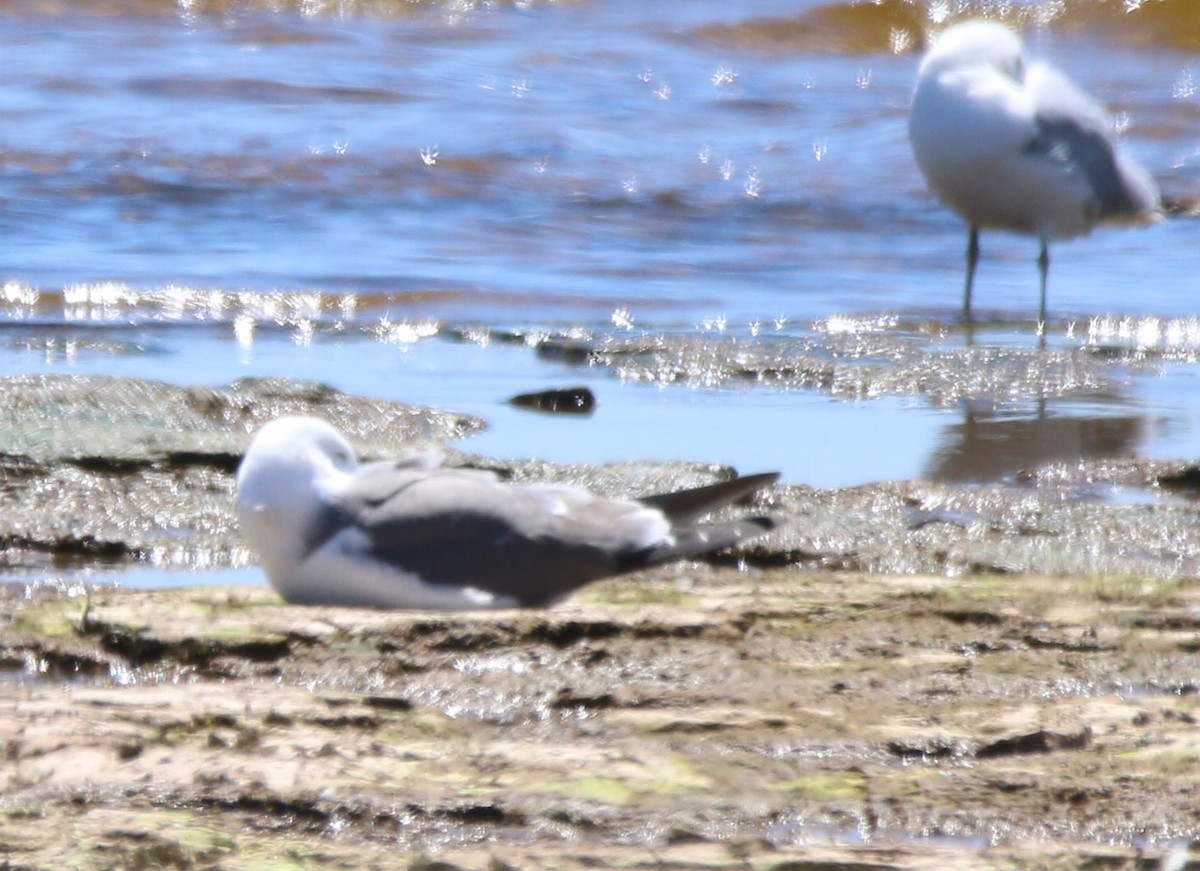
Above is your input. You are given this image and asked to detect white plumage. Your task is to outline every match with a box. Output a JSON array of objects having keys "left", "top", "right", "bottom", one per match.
[
  {"left": 908, "top": 20, "right": 1160, "bottom": 321},
  {"left": 235, "top": 416, "right": 777, "bottom": 610}
]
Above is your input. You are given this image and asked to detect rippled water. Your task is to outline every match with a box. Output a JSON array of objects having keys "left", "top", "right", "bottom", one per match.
[{"left": 0, "top": 0, "right": 1198, "bottom": 491}]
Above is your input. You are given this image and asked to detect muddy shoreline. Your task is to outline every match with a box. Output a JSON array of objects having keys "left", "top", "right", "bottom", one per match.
[
  {"left": 1, "top": 373, "right": 1199, "bottom": 869},
  {"left": 5, "top": 572, "right": 1200, "bottom": 869}
]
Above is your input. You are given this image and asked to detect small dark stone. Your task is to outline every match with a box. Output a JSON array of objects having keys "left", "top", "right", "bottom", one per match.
[
  {"left": 885, "top": 739, "right": 958, "bottom": 762},
  {"left": 975, "top": 727, "right": 1092, "bottom": 759},
  {"left": 549, "top": 687, "right": 616, "bottom": 710},
  {"left": 1157, "top": 465, "right": 1200, "bottom": 493},
  {"left": 116, "top": 742, "right": 144, "bottom": 761},
  {"left": 100, "top": 630, "right": 169, "bottom": 667},
  {"left": 507, "top": 386, "right": 596, "bottom": 415},
  {"left": 534, "top": 339, "right": 595, "bottom": 365},
  {"left": 263, "top": 710, "right": 293, "bottom": 727},
  {"left": 363, "top": 695, "right": 414, "bottom": 712},
  {"left": 162, "top": 450, "right": 243, "bottom": 473},
  {"left": 936, "top": 609, "right": 1005, "bottom": 626}
]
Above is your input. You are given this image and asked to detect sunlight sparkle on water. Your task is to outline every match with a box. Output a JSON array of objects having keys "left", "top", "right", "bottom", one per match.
[
  {"left": 2, "top": 281, "right": 37, "bottom": 306},
  {"left": 711, "top": 65, "right": 737, "bottom": 87},
  {"left": 293, "top": 319, "right": 316, "bottom": 346},
  {"left": 611, "top": 307, "right": 635, "bottom": 330},
  {"left": 1, "top": 281, "right": 37, "bottom": 319},
  {"left": 820, "top": 314, "right": 900, "bottom": 336},
  {"left": 234, "top": 314, "right": 255, "bottom": 349},
  {"left": 63, "top": 281, "right": 139, "bottom": 319},
  {"left": 744, "top": 168, "right": 762, "bottom": 198},
  {"left": 1173, "top": 68, "right": 1195, "bottom": 100},
  {"left": 371, "top": 316, "right": 440, "bottom": 345},
  {"left": 889, "top": 28, "right": 913, "bottom": 55},
  {"left": 1086, "top": 315, "right": 1200, "bottom": 354},
  {"left": 46, "top": 283, "right": 350, "bottom": 326}
]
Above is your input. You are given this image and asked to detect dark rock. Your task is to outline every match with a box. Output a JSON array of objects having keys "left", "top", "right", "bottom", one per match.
[
  {"left": 975, "top": 727, "right": 1092, "bottom": 759},
  {"left": 507, "top": 386, "right": 596, "bottom": 415}
]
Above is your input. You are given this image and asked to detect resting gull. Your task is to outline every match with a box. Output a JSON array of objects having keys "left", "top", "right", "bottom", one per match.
[
  {"left": 235, "top": 415, "right": 779, "bottom": 609},
  {"left": 908, "top": 20, "right": 1160, "bottom": 321}
]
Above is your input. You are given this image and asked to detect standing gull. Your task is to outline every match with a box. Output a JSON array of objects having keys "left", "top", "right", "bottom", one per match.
[
  {"left": 235, "top": 416, "right": 779, "bottom": 609},
  {"left": 908, "top": 20, "right": 1160, "bottom": 321}
]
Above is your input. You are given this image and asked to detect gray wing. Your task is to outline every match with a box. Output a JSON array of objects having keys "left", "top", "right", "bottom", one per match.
[
  {"left": 1025, "top": 63, "right": 1159, "bottom": 221},
  {"left": 328, "top": 464, "right": 666, "bottom": 606},
  {"left": 326, "top": 464, "right": 778, "bottom": 607},
  {"left": 1026, "top": 114, "right": 1153, "bottom": 219}
]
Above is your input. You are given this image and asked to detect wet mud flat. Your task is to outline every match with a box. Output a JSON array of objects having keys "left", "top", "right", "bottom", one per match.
[
  {"left": 0, "top": 371, "right": 1199, "bottom": 868},
  {"left": 5, "top": 569, "right": 1200, "bottom": 869}
]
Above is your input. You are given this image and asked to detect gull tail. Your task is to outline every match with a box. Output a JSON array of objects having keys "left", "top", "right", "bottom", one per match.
[
  {"left": 620, "top": 471, "right": 780, "bottom": 572},
  {"left": 619, "top": 515, "right": 777, "bottom": 573},
  {"left": 637, "top": 471, "right": 780, "bottom": 525}
]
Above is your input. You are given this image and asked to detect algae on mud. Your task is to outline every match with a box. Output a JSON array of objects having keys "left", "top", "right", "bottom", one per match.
[
  {"left": 2, "top": 371, "right": 1200, "bottom": 869},
  {"left": 5, "top": 372, "right": 1200, "bottom": 584},
  {"left": 0, "top": 373, "right": 482, "bottom": 572},
  {"left": 3, "top": 570, "right": 1200, "bottom": 869}
]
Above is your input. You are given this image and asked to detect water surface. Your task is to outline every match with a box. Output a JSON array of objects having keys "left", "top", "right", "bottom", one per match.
[{"left": 0, "top": 0, "right": 1198, "bottom": 492}]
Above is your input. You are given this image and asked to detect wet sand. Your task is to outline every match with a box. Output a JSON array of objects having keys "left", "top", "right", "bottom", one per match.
[
  {"left": 1, "top": 370, "right": 1199, "bottom": 868},
  {"left": 4, "top": 570, "right": 1200, "bottom": 869}
]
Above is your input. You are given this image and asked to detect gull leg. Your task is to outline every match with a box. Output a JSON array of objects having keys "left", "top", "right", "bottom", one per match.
[
  {"left": 1037, "top": 240, "right": 1049, "bottom": 325},
  {"left": 963, "top": 226, "right": 979, "bottom": 320}
]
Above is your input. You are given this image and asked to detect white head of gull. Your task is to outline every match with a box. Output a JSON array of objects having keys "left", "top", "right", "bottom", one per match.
[
  {"left": 235, "top": 415, "right": 778, "bottom": 609},
  {"left": 908, "top": 19, "right": 1160, "bottom": 322}
]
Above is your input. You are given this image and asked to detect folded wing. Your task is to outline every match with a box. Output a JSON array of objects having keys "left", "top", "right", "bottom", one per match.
[{"left": 328, "top": 464, "right": 777, "bottom": 606}]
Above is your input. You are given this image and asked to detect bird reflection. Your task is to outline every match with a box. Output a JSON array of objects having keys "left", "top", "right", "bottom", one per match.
[{"left": 925, "top": 399, "right": 1142, "bottom": 483}]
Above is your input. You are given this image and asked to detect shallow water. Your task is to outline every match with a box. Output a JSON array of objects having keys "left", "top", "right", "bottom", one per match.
[{"left": 0, "top": 0, "right": 1198, "bottom": 494}]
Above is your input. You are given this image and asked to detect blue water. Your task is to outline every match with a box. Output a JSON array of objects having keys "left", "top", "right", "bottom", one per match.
[{"left": 0, "top": 0, "right": 1197, "bottom": 496}]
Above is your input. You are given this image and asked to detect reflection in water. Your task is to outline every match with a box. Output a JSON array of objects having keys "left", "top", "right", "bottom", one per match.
[
  {"left": 0, "top": 0, "right": 1195, "bottom": 496},
  {"left": 926, "top": 402, "right": 1143, "bottom": 484}
]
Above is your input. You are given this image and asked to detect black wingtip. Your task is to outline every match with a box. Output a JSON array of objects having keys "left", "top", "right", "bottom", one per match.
[{"left": 638, "top": 471, "right": 781, "bottom": 524}]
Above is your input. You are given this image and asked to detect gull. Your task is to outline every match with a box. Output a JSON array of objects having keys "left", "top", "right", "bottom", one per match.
[
  {"left": 235, "top": 416, "right": 779, "bottom": 609},
  {"left": 908, "top": 20, "right": 1160, "bottom": 322}
]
